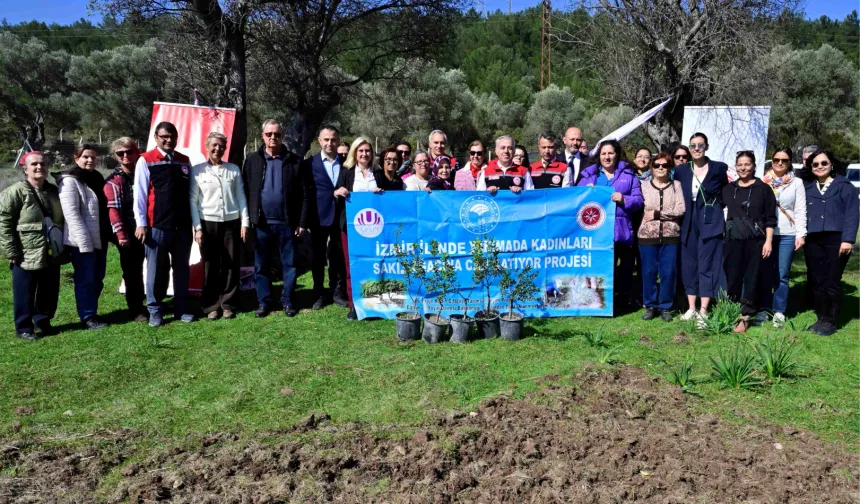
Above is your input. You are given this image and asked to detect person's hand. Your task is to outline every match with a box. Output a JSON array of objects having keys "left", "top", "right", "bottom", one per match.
[
  {"left": 839, "top": 242, "right": 853, "bottom": 256},
  {"left": 334, "top": 187, "right": 350, "bottom": 198},
  {"left": 487, "top": 186, "right": 499, "bottom": 195},
  {"left": 511, "top": 186, "right": 523, "bottom": 194},
  {"left": 424, "top": 187, "right": 432, "bottom": 194},
  {"left": 372, "top": 188, "right": 384, "bottom": 194},
  {"left": 194, "top": 229, "right": 204, "bottom": 246},
  {"left": 794, "top": 236, "right": 805, "bottom": 251},
  {"left": 241, "top": 226, "right": 249, "bottom": 243},
  {"left": 295, "top": 227, "right": 306, "bottom": 238},
  {"left": 10, "top": 256, "right": 22, "bottom": 266},
  {"left": 118, "top": 238, "right": 130, "bottom": 247},
  {"left": 135, "top": 226, "right": 147, "bottom": 243},
  {"left": 762, "top": 240, "right": 772, "bottom": 259},
  {"left": 610, "top": 192, "right": 623, "bottom": 203}
]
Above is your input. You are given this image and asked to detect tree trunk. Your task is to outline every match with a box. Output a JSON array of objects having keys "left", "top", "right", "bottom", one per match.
[{"left": 222, "top": 30, "right": 247, "bottom": 164}]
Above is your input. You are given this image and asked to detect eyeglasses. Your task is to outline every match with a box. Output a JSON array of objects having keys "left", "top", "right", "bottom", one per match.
[
  {"left": 156, "top": 134, "right": 175, "bottom": 140},
  {"left": 115, "top": 150, "right": 134, "bottom": 157},
  {"left": 469, "top": 151, "right": 483, "bottom": 156},
  {"left": 635, "top": 155, "right": 650, "bottom": 160},
  {"left": 653, "top": 163, "right": 669, "bottom": 169},
  {"left": 264, "top": 132, "right": 282, "bottom": 138},
  {"left": 812, "top": 160, "right": 831, "bottom": 169},
  {"left": 384, "top": 158, "right": 399, "bottom": 165},
  {"left": 689, "top": 143, "right": 707, "bottom": 150},
  {"left": 414, "top": 160, "right": 428, "bottom": 166},
  {"left": 674, "top": 154, "right": 689, "bottom": 159},
  {"left": 772, "top": 158, "right": 791, "bottom": 165}
]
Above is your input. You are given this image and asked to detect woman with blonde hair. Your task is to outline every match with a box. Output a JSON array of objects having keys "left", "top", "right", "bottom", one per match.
[
  {"left": 334, "top": 136, "right": 383, "bottom": 320},
  {"left": 104, "top": 137, "right": 147, "bottom": 322}
]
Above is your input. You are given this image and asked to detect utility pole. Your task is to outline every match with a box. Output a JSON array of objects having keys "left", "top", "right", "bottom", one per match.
[
  {"left": 508, "top": 0, "right": 512, "bottom": 14},
  {"left": 540, "top": 0, "right": 552, "bottom": 90}
]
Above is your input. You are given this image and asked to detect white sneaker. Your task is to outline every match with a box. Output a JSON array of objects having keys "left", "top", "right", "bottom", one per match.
[
  {"left": 753, "top": 312, "right": 768, "bottom": 326},
  {"left": 772, "top": 312, "right": 786, "bottom": 328},
  {"left": 680, "top": 309, "right": 697, "bottom": 321},
  {"left": 696, "top": 312, "right": 708, "bottom": 329}
]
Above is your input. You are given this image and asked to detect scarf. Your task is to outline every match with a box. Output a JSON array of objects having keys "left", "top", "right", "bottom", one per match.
[
  {"left": 431, "top": 155, "right": 451, "bottom": 178},
  {"left": 762, "top": 169, "right": 794, "bottom": 195},
  {"left": 469, "top": 162, "right": 482, "bottom": 180}
]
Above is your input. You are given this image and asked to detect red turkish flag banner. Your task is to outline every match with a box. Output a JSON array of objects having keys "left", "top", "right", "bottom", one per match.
[{"left": 146, "top": 102, "right": 237, "bottom": 165}]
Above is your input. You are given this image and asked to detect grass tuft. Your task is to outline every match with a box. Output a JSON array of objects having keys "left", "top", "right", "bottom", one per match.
[
  {"left": 700, "top": 293, "right": 741, "bottom": 336},
  {"left": 753, "top": 334, "right": 805, "bottom": 382},
  {"left": 709, "top": 344, "right": 764, "bottom": 390},
  {"left": 583, "top": 325, "right": 608, "bottom": 348}
]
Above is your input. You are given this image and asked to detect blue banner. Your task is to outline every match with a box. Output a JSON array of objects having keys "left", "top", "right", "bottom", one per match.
[{"left": 345, "top": 188, "right": 616, "bottom": 320}]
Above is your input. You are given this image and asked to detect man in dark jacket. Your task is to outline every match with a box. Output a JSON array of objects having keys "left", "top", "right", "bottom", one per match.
[
  {"left": 243, "top": 119, "right": 310, "bottom": 318},
  {"left": 301, "top": 125, "right": 348, "bottom": 310},
  {"left": 557, "top": 127, "right": 590, "bottom": 185}
]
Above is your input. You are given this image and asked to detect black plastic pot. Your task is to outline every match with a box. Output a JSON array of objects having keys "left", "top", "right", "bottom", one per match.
[
  {"left": 474, "top": 310, "right": 501, "bottom": 339},
  {"left": 449, "top": 314, "right": 474, "bottom": 344},
  {"left": 422, "top": 314, "right": 450, "bottom": 344},
  {"left": 499, "top": 311, "right": 525, "bottom": 341},
  {"left": 395, "top": 312, "right": 422, "bottom": 341}
]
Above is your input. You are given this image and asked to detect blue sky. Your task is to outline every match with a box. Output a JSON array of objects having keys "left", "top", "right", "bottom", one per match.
[{"left": 1, "top": 0, "right": 857, "bottom": 25}]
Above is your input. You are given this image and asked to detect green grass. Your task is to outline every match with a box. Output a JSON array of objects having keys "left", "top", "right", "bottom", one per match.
[{"left": 0, "top": 247, "right": 857, "bottom": 452}]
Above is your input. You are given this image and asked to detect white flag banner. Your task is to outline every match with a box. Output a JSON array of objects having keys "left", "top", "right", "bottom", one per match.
[{"left": 589, "top": 98, "right": 673, "bottom": 156}]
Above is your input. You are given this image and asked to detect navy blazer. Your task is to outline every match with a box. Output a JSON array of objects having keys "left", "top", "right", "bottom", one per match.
[
  {"left": 674, "top": 160, "right": 729, "bottom": 242},
  {"left": 804, "top": 174, "right": 859, "bottom": 243},
  {"left": 302, "top": 153, "right": 342, "bottom": 228}
]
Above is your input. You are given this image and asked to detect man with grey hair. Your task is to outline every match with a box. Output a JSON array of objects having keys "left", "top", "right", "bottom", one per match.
[
  {"left": 242, "top": 119, "right": 310, "bottom": 318},
  {"left": 427, "top": 129, "right": 459, "bottom": 172},
  {"left": 476, "top": 135, "right": 533, "bottom": 193}
]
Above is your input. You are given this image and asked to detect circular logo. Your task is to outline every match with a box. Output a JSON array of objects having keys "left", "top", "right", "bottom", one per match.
[
  {"left": 460, "top": 195, "right": 501, "bottom": 234},
  {"left": 354, "top": 208, "right": 384, "bottom": 238},
  {"left": 551, "top": 175, "right": 561, "bottom": 185},
  {"left": 577, "top": 202, "right": 606, "bottom": 231},
  {"left": 513, "top": 176, "right": 522, "bottom": 186}
]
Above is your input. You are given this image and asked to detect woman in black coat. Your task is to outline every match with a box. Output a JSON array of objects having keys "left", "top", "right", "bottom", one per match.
[{"left": 801, "top": 149, "right": 859, "bottom": 336}]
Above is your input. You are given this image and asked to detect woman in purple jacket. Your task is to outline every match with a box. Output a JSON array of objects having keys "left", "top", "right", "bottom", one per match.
[{"left": 577, "top": 139, "right": 644, "bottom": 313}]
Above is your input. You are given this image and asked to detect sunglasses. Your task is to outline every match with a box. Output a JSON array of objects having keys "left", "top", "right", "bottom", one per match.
[
  {"left": 689, "top": 143, "right": 706, "bottom": 150},
  {"left": 470, "top": 151, "right": 483, "bottom": 156},
  {"left": 115, "top": 150, "right": 134, "bottom": 157},
  {"left": 653, "top": 163, "right": 669, "bottom": 169},
  {"left": 772, "top": 158, "right": 791, "bottom": 165},
  {"left": 737, "top": 150, "right": 754, "bottom": 156},
  {"left": 264, "top": 132, "right": 282, "bottom": 138},
  {"left": 674, "top": 154, "right": 689, "bottom": 159},
  {"left": 812, "top": 160, "right": 831, "bottom": 169},
  {"left": 397, "top": 150, "right": 410, "bottom": 157}
]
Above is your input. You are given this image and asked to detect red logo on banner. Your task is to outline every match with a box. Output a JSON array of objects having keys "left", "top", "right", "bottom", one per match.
[{"left": 577, "top": 203, "right": 606, "bottom": 231}]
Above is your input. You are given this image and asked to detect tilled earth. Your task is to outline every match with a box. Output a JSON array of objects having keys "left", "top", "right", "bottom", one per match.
[{"left": 1, "top": 366, "right": 857, "bottom": 503}]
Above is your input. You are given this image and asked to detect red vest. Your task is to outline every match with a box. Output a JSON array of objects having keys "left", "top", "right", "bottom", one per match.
[
  {"left": 141, "top": 149, "right": 192, "bottom": 230},
  {"left": 483, "top": 160, "right": 528, "bottom": 190},
  {"left": 529, "top": 160, "right": 568, "bottom": 188}
]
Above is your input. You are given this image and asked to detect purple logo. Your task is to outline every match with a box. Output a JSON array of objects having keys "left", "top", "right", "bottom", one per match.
[{"left": 354, "top": 208, "right": 384, "bottom": 238}]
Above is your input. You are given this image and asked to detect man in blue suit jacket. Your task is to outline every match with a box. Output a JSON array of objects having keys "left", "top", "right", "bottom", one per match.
[
  {"left": 302, "top": 126, "right": 348, "bottom": 310},
  {"left": 673, "top": 132, "right": 729, "bottom": 324}
]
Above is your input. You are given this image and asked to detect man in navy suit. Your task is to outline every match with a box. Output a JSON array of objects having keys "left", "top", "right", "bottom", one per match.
[
  {"left": 302, "top": 126, "right": 348, "bottom": 310},
  {"left": 556, "top": 127, "right": 590, "bottom": 185}
]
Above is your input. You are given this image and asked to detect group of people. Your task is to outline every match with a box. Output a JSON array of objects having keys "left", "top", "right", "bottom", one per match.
[{"left": 0, "top": 120, "right": 856, "bottom": 341}]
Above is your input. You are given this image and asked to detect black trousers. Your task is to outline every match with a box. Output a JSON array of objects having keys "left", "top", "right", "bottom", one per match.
[
  {"left": 614, "top": 244, "right": 635, "bottom": 306},
  {"left": 723, "top": 238, "right": 764, "bottom": 317},
  {"left": 201, "top": 219, "right": 241, "bottom": 313},
  {"left": 117, "top": 241, "right": 145, "bottom": 312},
  {"left": 805, "top": 232, "right": 850, "bottom": 324},
  {"left": 310, "top": 223, "right": 346, "bottom": 298},
  {"left": 11, "top": 263, "right": 60, "bottom": 334}
]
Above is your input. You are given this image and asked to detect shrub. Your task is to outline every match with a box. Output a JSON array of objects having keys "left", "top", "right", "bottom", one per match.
[
  {"left": 709, "top": 345, "right": 763, "bottom": 390},
  {"left": 754, "top": 334, "right": 805, "bottom": 382}
]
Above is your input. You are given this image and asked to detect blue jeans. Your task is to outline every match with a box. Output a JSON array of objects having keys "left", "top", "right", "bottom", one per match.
[
  {"left": 639, "top": 243, "right": 679, "bottom": 310},
  {"left": 144, "top": 227, "right": 192, "bottom": 316},
  {"left": 254, "top": 221, "right": 296, "bottom": 309},
  {"left": 760, "top": 234, "right": 795, "bottom": 314},
  {"left": 70, "top": 246, "right": 107, "bottom": 322}
]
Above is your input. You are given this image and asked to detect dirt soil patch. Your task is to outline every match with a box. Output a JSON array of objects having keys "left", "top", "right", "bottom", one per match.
[{"left": 1, "top": 366, "right": 857, "bottom": 503}]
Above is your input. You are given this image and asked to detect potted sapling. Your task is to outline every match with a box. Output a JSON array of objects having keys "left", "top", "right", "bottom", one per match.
[
  {"left": 392, "top": 230, "right": 425, "bottom": 341},
  {"left": 498, "top": 263, "right": 541, "bottom": 341},
  {"left": 472, "top": 236, "right": 503, "bottom": 339},
  {"left": 449, "top": 269, "right": 478, "bottom": 344},
  {"left": 422, "top": 240, "right": 456, "bottom": 344}
]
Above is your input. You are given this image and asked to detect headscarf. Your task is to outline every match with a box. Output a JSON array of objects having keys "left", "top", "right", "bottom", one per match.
[
  {"left": 431, "top": 155, "right": 451, "bottom": 178},
  {"left": 762, "top": 169, "right": 794, "bottom": 195}
]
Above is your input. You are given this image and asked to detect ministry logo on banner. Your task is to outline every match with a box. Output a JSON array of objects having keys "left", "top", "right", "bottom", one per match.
[
  {"left": 354, "top": 208, "right": 385, "bottom": 238},
  {"left": 577, "top": 202, "right": 606, "bottom": 231},
  {"left": 459, "top": 195, "right": 501, "bottom": 234}
]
